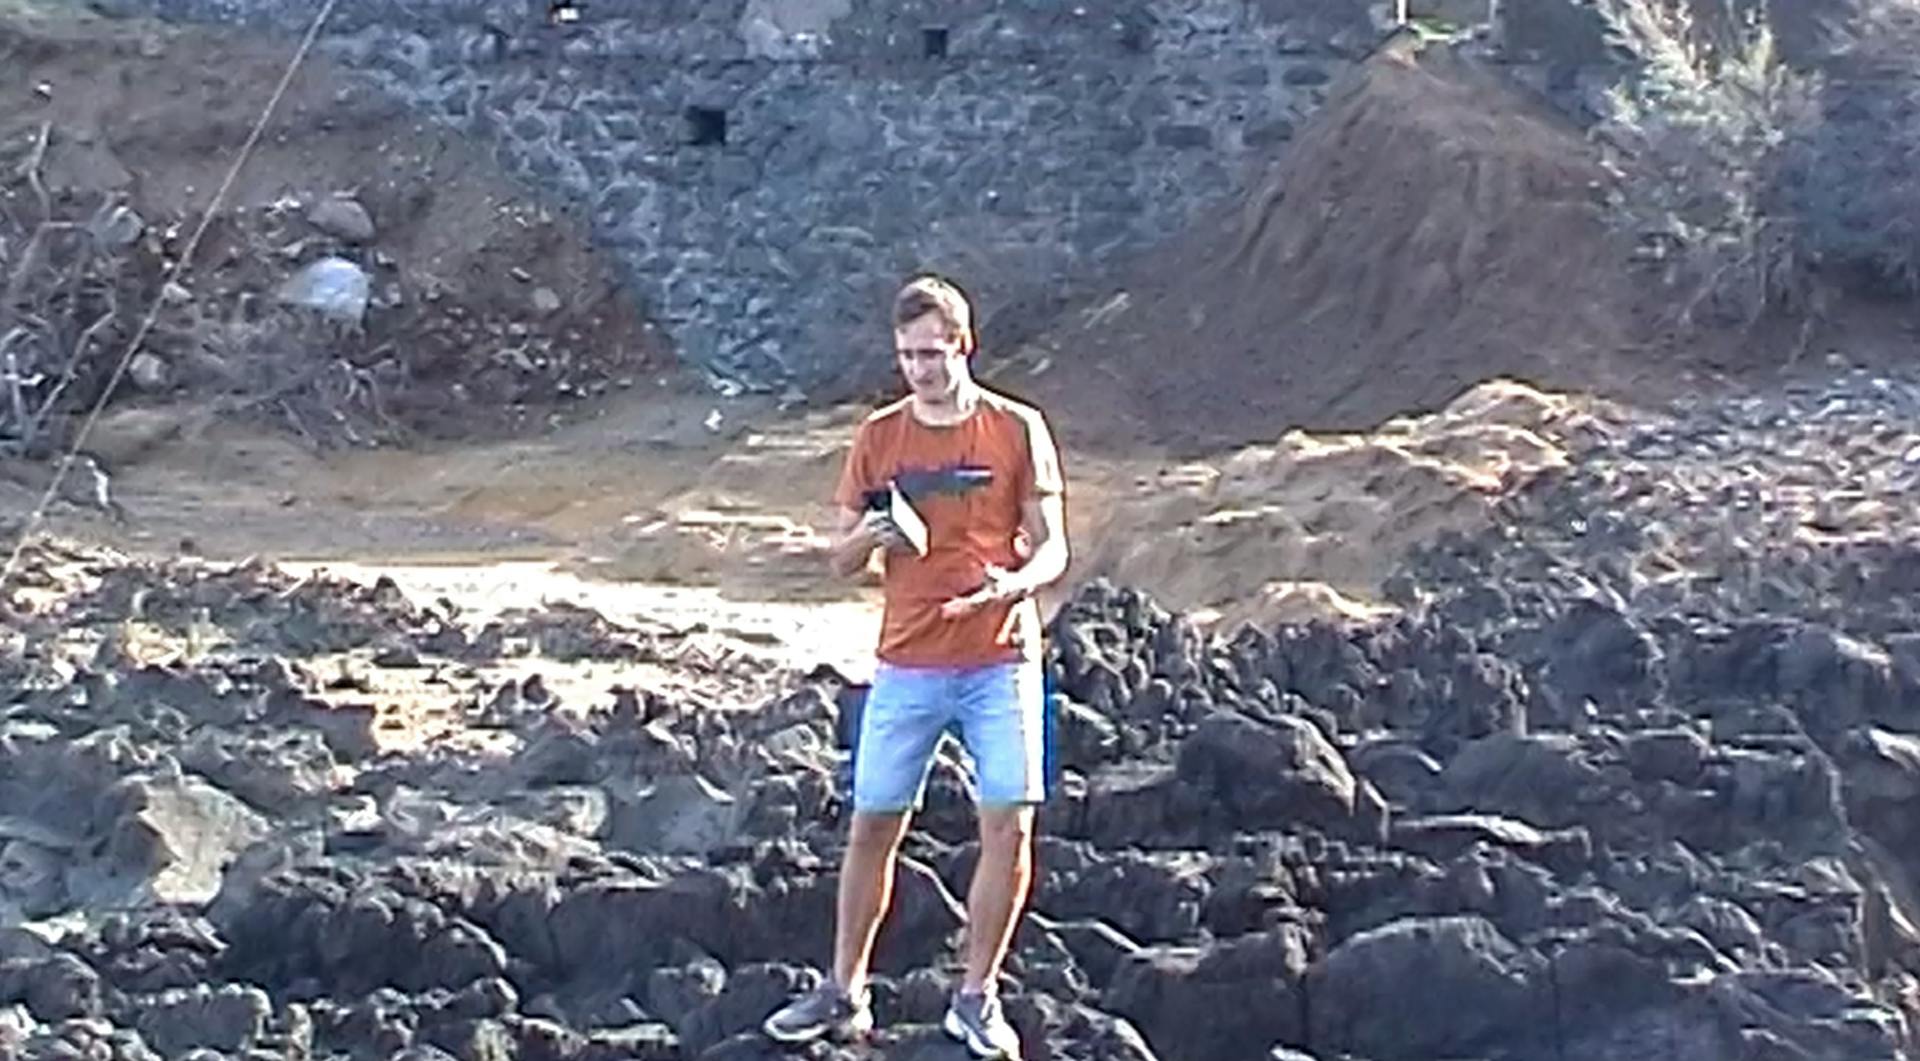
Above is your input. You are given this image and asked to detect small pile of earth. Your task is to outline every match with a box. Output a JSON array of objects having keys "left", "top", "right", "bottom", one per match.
[
  {"left": 0, "top": 2, "right": 664, "bottom": 449},
  {"left": 1074, "top": 377, "right": 1616, "bottom": 628},
  {"left": 1016, "top": 45, "right": 1666, "bottom": 456}
]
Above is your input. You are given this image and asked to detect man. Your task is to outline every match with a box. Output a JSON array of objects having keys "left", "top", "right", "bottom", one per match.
[{"left": 762, "top": 275, "right": 1068, "bottom": 1059}]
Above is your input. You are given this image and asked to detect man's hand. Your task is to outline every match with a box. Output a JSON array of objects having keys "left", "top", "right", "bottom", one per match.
[
  {"left": 859, "top": 509, "right": 912, "bottom": 553},
  {"left": 828, "top": 505, "right": 910, "bottom": 578},
  {"left": 939, "top": 563, "right": 1026, "bottom": 619}
]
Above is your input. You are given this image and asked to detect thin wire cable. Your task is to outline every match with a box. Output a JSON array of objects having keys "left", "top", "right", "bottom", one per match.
[{"left": 0, "top": 0, "right": 340, "bottom": 590}]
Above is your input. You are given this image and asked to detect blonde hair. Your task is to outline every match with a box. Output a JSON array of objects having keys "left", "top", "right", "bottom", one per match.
[{"left": 893, "top": 274, "right": 976, "bottom": 354}]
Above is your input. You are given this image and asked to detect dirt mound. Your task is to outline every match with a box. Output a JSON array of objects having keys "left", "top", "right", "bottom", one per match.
[
  {"left": 1076, "top": 378, "right": 1616, "bottom": 628},
  {"left": 0, "top": 2, "right": 664, "bottom": 450},
  {"left": 1016, "top": 45, "right": 1661, "bottom": 456}
]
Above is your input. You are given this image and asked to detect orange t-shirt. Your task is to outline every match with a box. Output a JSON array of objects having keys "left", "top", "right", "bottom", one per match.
[{"left": 834, "top": 389, "right": 1064, "bottom": 667}]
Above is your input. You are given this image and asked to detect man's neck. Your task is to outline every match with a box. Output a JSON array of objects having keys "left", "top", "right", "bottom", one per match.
[{"left": 911, "top": 378, "right": 981, "bottom": 426}]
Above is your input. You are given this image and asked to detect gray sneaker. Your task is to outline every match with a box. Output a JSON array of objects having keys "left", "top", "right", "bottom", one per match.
[
  {"left": 762, "top": 982, "right": 873, "bottom": 1044},
  {"left": 942, "top": 989, "right": 1022, "bottom": 1059}
]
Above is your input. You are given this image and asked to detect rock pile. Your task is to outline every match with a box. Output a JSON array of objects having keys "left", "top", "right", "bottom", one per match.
[{"left": 7, "top": 371, "right": 1920, "bottom": 1060}]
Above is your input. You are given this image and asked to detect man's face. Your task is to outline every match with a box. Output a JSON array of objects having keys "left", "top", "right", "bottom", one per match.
[{"left": 894, "top": 313, "right": 969, "bottom": 401}]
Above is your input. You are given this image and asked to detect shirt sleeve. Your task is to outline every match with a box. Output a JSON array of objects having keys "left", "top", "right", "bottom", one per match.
[
  {"left": 1025, "top": 410, "right": 1064, "bottom": 497},
  {"left": 832, "top": 421, "right": 874, "bottom": 510}
]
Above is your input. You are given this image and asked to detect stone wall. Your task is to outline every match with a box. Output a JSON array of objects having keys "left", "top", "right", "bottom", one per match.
[{"left": 111, "top": 0, "right": 1375, "bottom": 393}]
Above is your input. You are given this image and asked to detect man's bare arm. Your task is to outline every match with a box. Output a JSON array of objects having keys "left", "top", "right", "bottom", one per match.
[
  {"left": 827, "top": 505, "right": 907, "bottom": 579},
  {"left": 1001, "top": 410, "right": 1070, "bottom": 596},
  {"left": 938, "top": 493, "right": 1068, "bottom": 617},
  {"left": 1002, "top": 492, "right": 1069, "bottom": 596}
]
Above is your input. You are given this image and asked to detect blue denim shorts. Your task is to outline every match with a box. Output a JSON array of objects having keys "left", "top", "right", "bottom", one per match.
[{"left": 850, "top": 659, "right": 1051, "bottom": 813}]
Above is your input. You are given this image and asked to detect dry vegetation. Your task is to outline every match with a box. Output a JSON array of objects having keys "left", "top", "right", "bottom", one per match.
[
  {"left": 1591, "top": 0, "right": 1822, "bottom": 338},
  {"left": 1592, "top": 0, "right": 1920, "bottom": 352},
  {"left": 0, "top": 121, "right": 145, "bottom": 456}
]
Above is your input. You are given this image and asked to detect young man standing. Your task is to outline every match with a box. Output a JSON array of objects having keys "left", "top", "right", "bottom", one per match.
[{"left": 762, "top": 275, "right": 1068, "bottom": 1059}]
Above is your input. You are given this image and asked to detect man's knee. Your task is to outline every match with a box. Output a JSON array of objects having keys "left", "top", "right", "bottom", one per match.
[
  {"left": 976, "top": 806, "right": 1035, "bottom": 854},
  {"left": 847, "top": 810, "right": 910, "bottom": 855}
]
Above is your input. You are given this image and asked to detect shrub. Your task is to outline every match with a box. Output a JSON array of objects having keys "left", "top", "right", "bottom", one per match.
[
  {"left": 0, "top": 123, "right": 146, "bottom": 456},
  {"left": 1783, "top": 0, "right": 1920, "bottom": 295},
  {"left": 1589, "top": 0, "right": 1824, "bottom": 332}
]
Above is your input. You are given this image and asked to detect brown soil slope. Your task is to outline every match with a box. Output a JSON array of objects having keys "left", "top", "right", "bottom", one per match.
[
  {"left": 0, "top": 2, "right": 665, "bottom": 445},
  {"left": 1023, "top": 47, "right": 1652, "bottom": 455}
]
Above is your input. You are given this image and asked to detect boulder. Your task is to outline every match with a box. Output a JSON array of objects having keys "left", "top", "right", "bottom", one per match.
[
  {"left": 98, "top": 774, "right": 271, "bottom": 906},
  {"left": 1440, "top": 733, "right": 1604, "bottom": 828},
  {"left": 605, "top": 774, "right": 740, "bottom": 856},
  {"left": 133, "top": 984, "right": 272, "bottom": 1056},
  {"left": 1176, "top": 711, "right": 1380, "bottom": 842},
  {"left": 1308, "top": 916, "right": 1544, "bottom": 1060},
  {"left": 307, "top": 196, "right": 376, "bottom": 242}
]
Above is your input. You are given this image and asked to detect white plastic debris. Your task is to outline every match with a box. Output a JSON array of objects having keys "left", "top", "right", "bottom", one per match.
[
  {"left": 277, "top": 257, "right": 371, "bottom": 324},
  {"left": 89, "top": 205, "right": 146, "bottom": 250}
]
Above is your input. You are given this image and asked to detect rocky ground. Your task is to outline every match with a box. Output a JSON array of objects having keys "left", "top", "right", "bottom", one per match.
[{"left": 4, "top": 367, "right": 1920, "bottom": 1061}]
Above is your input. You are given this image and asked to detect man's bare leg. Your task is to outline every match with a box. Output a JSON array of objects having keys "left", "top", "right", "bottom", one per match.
[
  {"left": 961, "top": 805, "right": 1036, "bottom": 992},
  {"left": 833, "top": 809, "right": 913, "bottom": 993}
]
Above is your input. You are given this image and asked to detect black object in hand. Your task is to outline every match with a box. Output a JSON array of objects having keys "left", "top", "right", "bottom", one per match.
[{"left": 862, "top": 481, "right": 928, "bottom": 555}]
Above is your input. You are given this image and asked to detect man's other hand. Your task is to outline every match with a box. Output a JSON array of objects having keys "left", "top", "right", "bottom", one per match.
[{"left": 939, "top": 564, "right": 1024, "bottom": 619}]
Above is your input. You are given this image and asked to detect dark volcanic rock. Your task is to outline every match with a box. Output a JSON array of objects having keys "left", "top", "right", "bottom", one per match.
[
  {"left": 1103, "top": 927, "right": 1310, "bottom": 1061},
  {"left": 131, "top": 984, "right": 272, "bottom": 1056},
  {"left": 1308, "top": 916, "right": 1546, "bottom": 1060},
  {"left": 1176, "top": 711, "right": 1384, "bottom": 844},
  {"left": 12, "top": 369, "right": 1920, "bottom": 1061}
]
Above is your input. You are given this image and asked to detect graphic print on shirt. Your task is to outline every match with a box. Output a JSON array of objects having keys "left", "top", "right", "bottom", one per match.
[{"left": 863, "top": 464, "right": 996, "bottom": 510}]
